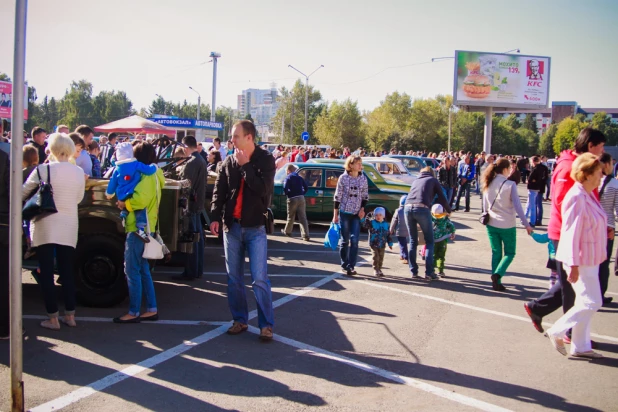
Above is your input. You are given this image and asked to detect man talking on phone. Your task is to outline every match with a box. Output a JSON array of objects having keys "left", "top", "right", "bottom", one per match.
[{"left": 210, "top": 120, "right": 276, "bottom": 341}]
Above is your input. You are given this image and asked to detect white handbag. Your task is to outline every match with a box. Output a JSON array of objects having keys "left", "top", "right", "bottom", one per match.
[{"left": 142, "top": 179, "right": 165, "bottom": 260}]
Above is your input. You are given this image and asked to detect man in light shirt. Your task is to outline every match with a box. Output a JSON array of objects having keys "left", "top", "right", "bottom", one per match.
[
  {"left": 212, "top": 137, "right": 227, "bottom": 161},
  {"left": 75, "top": 125, "right": 94, "bottom": 176}
]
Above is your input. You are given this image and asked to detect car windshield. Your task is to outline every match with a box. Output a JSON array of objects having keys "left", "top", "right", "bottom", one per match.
[{"left": 274, "top": 167, "right": 288, "bottom": 184}]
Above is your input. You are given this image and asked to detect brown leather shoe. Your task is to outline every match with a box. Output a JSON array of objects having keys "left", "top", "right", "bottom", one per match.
[
  {"left": 227, "top": 322, "right": 248, "bottom": 335},
  {"left": 259, "top": 326, "right": 273, "bottom": 341}
]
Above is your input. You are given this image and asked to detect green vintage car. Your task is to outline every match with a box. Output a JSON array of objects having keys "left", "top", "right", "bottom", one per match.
[
  {"left": 306, "top": 158, "right": 411, "bottom": 192},
  {"left": 272, "top": 163, "right": 408, "bottom": 221}
]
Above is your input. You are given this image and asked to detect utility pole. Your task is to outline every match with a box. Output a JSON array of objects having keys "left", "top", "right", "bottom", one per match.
[
  {"left": 448, "top": 105, "right": 452, "bottom": 153},
  {"left": 10, "top": 1, "right": 27, "bottom": 410},
  {"left": 290, "top": 99, "right": 294, "bottom": 144},
  {"left": 288, "top": 64, "right": 324, "bottom": 144},
  {"left": 210, "top": 52, "right": 221, "bottom": 122}
]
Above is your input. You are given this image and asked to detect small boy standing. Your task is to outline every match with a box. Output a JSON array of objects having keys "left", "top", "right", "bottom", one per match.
[
  {"left": 106, "top": 142, "right": 158, "bottom": 242},
  {"left": 88, "top": 141, "right": 102, "bottom": 178},
  {"left": 362, "top": 207, "right": 393, "bottom": 277},
  {"left": 389, "top": 195, "right": 409, "bottom": 263},
  {"left": 431, "top": 204, "right": 456, "bottom": 278}
]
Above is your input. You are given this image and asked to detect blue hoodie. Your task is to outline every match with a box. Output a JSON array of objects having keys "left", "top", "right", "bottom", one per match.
[{"left": 106, "top": 159, "right": 157, "bottom": 201}]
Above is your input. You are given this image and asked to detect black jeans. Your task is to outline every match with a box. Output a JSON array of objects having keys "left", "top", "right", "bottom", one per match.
[
  {"left": 529, "top": 240, "right": 575, "bottom": 318},
  {"left": 599, "top": 238, "right": 614, "bottom": 298},
  {"left": 0, "top": 245, "right": 8, "bottom": 336},
  {"left": 455, "top": 181, "right": 471, "bottom": 211},
  {"left": 38, "top": 244, "right": 76, "bottom": 315}
]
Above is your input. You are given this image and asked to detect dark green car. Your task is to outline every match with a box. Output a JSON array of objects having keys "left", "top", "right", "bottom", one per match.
[{"left": 272, "top": 163, "right": 408, "bottom": 221}]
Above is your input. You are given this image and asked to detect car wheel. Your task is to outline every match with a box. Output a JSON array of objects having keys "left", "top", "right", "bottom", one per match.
[{"left": 74, "top": 233, "right": 127, "bottom": 308}]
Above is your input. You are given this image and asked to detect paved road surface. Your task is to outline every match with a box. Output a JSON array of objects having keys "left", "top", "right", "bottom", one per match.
[{"left": 1, "top": 186, "right": 617, "bottom": 411}]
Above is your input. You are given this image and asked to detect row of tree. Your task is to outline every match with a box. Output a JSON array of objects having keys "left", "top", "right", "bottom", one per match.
[
  {"left": 0, "top": 73, "right": 238, "bottom": 140},
  {"left": 3, "top": 72, "right": 618, "bottom": 156}
]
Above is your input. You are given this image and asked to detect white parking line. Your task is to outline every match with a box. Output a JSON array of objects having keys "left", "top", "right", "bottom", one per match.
[
  {"left": 29, "top": 271, "right": 345, "bottom": 412},
  {"left": 352, "top": 279, "right": 618, "bottom": 343},
  {"left": 23, "top": 315, "right": 228, "bottom": 326},
  {"left": 153, "top": 270, "right": 329, "bottom": 278},
  {"left": 246, "top": 326, "right": 512, "bottom": 412},
  {"left": 447, "top": 264, "right": 618, "bottom": 297}
]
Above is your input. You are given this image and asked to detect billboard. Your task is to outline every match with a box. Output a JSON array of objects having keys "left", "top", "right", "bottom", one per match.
[
  {"left": 0, "top": 80, "right": 28, "bottom": 120},
  {"left": 453, "top": 50, "right": 551, "bottom": 110},
  {"left": 149, "top": 117, "right": 224, "bottom": 130}
]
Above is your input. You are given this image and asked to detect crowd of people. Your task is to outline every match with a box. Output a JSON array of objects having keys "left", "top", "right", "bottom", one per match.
[{"left": 0, "top": 120, "right": 614, "bottom": 358}]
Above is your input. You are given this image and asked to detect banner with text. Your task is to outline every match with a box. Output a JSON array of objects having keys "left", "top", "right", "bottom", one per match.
[
  {"left": 0, "top": 80, "right": 29, "bottom": 120},
  {"left": 149, "top": 117, "right": 223, "bottom": 130},
  {"left": 453, "top": 50, "right": 550, "bottom": 110}
]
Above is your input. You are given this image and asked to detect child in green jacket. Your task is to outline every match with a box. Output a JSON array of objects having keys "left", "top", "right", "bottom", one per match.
[{"left": 431, "top": 204, "right": 456, "bottom": 277}]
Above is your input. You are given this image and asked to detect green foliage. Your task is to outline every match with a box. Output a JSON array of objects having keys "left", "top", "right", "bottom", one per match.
[
  {"left": 271, "top": 80, "right": 323, "bottom": 144},
  {"left": 590, "top": 111, "right": 618, "bottom": 146},
  {"left": 522, "top": 113, "right": 539, "bottom": 134},
  {"left": 451, "top": 111, "right": 484, "bottom": 153},
  {"left": 553, "top": 117, "right": 586, "bottom": 154},
  {"left": 365, "top": 92, "right": 413, "bottom": 151},
  {"left": 502, "top": 114, "right": 521, "bottom": 130},
  {"left": 314, "top": 99, "right": 364, "bottom": 149},
  {"left": 539, "top": 123, "right": 557, "bottom": 157}
]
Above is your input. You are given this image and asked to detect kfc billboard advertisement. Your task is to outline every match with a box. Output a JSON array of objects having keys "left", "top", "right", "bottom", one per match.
[{"left": 453, "top": 50, "right": 551, "bottom": 110}]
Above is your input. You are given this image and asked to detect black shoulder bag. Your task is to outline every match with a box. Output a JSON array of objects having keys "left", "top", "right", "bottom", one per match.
[
  {"left": 23, "top": 164, "right": 58, "bottom": 221},
  {"left": 479, "top": 180, "right": 507, "bottom": 225}
]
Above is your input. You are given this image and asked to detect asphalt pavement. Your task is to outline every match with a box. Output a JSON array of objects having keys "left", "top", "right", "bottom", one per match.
[{"left": 1, "top": 185, "right": 617, "bottom": 411}]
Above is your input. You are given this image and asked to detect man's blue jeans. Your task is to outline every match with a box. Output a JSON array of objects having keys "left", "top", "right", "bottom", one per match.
[
  {"left": 223, "top": 222, "right": 274, "bottom": 329},
  {"left": 339, "top": 212, "right": 361, "bottom": 270},
  {"left": 404, "top": 205, "right": 435, "bottom": 276},
  {"left": 125, "top": 232, "right": 157, "bottom": 316},
  {"left": 442, "top": 187, "right": 453, "bottom": 205},
  {"left": 185, "top": 212, "right": 204, "bottom": 278},
  {"left": 525, "top": 190, "right": 538, "bottom": 226},
  {"left": 535, "top": 191, "right": 544, "bottom": 225}
]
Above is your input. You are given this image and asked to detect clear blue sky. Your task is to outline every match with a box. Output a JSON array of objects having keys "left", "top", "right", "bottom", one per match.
[{"left": 1, "top": 0, "right": 617, "bottom": 114}]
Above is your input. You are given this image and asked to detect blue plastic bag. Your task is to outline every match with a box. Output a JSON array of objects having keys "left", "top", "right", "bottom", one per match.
[{"left": 324, "top": 222, "right": 341, "bottom": 251}]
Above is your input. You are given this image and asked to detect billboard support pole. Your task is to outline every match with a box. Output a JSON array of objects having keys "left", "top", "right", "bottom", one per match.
[
  {"left": 10, "top": 0, "right": 27, "bottom": 411},
  {"left": 483, "top": 107, "right": 492, "bottom": 154}
]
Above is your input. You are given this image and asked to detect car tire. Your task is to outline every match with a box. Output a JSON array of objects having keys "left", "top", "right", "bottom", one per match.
[{"left": 74, "top": 233, "right": 128, "bottom": 308}]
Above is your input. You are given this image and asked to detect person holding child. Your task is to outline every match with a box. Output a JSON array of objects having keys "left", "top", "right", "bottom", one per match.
[
  {"left": 389, "top": 195, "right": 409, "bottom": 264},
  {"left": 362, "top": 207, "right": 393, "bottom": 276},
  {"left": 105, "top": 142, "right": 158, "bottom": 243},
  {"left": 430, "top": 204, "right": 456, "bottom": 278}
]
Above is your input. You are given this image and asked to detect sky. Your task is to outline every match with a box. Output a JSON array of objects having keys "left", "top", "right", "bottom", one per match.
[{"left": 1, "top": 0, "right": 617, "bottom": 115}]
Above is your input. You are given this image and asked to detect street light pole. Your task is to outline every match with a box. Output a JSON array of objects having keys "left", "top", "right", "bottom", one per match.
[
  {"left": 210, "top": 52, "right": 221, "bottom": 123},
  {"left": 10, "top": 1, "right": 27, "bottom": 410},
  {"left": 189, "top": 87, "right": 201, "bottom": 121},
  {"left": 288, "top": 64, "right": 324, "bottom": 145}
]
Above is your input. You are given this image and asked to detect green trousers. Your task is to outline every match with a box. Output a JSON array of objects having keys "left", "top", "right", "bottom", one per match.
[
  {"left": 434, "top": 239, "right": 447, "bottom": 272},
  {"left": 486, "top": 225, "right": 517, "bottom": 277}
]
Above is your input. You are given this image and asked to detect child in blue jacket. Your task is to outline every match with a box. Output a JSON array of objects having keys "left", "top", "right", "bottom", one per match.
[
  {"left": 530, "top": 231, "right": 558, "bottom": 288},
  {"left": 362, "top": 207, "right": 393, "bottom": 277},
  {"left": 106, "top": 142, "right": 157, "bottom": 242}
]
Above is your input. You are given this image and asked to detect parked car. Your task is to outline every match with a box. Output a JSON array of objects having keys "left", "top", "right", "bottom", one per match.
[
  {"left": 355, "top": 157, "right": 416, "bottom": 185},
  {"left": 383, "top": 155, "right": 427, "bottom": 175},
  {"left": 306, "top": 158, "right": 410, "bottom": 192},
  {"left": 421, "top": 157, "right": 440, "bottom": 169},
  {"left": 272, "top": 163, "right": 407, "bottom": 221}
]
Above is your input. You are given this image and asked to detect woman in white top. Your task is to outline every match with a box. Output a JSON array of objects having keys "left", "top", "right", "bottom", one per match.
[
  {"left": 481, "top": 158, "right": 533, "bottom": 291},
  {"left": 597, "top": 153, "right": 618, "bottom": 306},
  {"left": 22, "top": 133, "right": 85, "bottom": 330}
]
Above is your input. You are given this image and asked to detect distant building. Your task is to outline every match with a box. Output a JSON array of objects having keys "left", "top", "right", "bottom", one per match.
[
  {"left": 494, "top": 101, "right": 618, "bottom": 135},
  {"left": 237, "top": 87, "right": 280, "bottom": 137}
]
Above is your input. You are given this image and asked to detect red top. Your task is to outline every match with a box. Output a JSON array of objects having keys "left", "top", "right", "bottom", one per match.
[
  {"left": 548, "top": 150, "right": 599, "bottom": 240},
  {"left": 233, "top": 179, "right": 244, "bottom": 219}
]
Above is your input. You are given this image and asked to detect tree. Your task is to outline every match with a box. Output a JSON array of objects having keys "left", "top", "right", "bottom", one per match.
[
  {"left": 522, "top": 113, "right": 539, "bottom": 134},
  {"left": 314, "top": 99, "right": 364, "bottom": 149},
  {"left": 590, "top": 111, "right": 618, "bottom": 146},
  {"left": 365, "top": 91, "right": 413, "bottom": 151},
  {"left": 503, "top": 114, "right": 522, "bottom": 130},
  {"left": 539, "top": 123, "right": 557, "bottom": 157},
  {"left": 60, "top": 80, "right": 95, "bottom": 127},
  {"left": 451, "top": 111, "right": 484, "bottom": 152},
  {"left": 408, "top": 95, "right": 451, "bottom": 153},
  {"left": 516, "top": 127, "right": 539, "bottom": 156},
  {"left": 271, "top": 80, "right": 323, "bottom": 144},
  {"left": 553, "top": 117, "right": 586, "bottom": 154}
]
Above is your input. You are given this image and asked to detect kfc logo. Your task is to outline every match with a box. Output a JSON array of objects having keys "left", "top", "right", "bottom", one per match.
[{"left": 527, "top": 60, "right": 544, "bottom": 80}]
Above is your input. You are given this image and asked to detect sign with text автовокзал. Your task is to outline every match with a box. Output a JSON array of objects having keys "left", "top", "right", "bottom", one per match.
[{"left": 453, "top": 50, "right": 551, "bottom": 110}]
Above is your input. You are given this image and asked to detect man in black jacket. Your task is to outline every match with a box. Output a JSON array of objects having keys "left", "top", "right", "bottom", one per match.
[
  {"left": 174, "top": 135, "right": 208, "bottom": 281},
  {"left": 210, "top": 120, "right": 276, "bottom": 341},
  {"left": 528, "top": 156, "right": 548, "bottom": 226}
]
